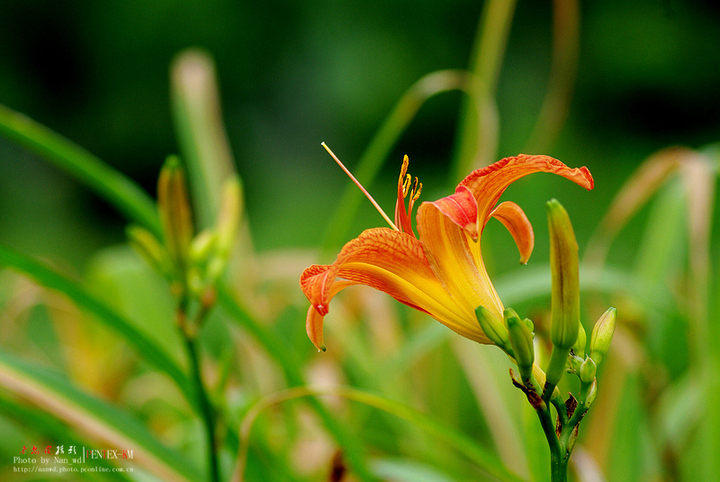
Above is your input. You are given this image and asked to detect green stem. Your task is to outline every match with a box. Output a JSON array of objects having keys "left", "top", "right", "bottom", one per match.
[
  {"left": 178, "top": 303, "right": 220, "bottom": 482},
  {"left": 534, "top": 401, "right": 568, "bottom": 482}
]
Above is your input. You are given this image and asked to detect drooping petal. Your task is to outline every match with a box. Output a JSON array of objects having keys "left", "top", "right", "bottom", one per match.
[
  {"left": 417, "top": 200, "right": 502, "bottom": 337},
  {"left": 460, "top": 154, "right": 594, "bottom": 226},
  {"left": 490, "top": 201, "right": 534, "bottom": 264},
  {"left": 430, "top": 185, "right": 479, "bottom": 241},
  {"left": 306, "top": 305, "right": 326, "bottom": 352}
]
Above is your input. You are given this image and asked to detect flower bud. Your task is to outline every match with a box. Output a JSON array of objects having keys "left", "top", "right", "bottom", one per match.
[
  {"left": 475, "top": 306, "right": 509, "bottom": 351},
  {"left": 579, "top": 357, "right": 597, "bottom": 384},
  {"left": 126, "top": 225, "right": 174, "bottom": 278},
  {"left": 158, "top": 155, "right": 195, "bottom": 271},
  {"left": 506, "top": 308, "right": 534, "bottom": 383},
  {"left": 188, "top": 229, "right": 217, "bottom": 265},
  {"left": 547, "top": 199, "right": 580, "bottom": 350},
  {"left": 590, "top": 307, "right": 617, "bottom": 365}
]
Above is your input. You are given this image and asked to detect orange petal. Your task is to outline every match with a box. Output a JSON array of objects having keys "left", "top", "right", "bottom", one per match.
[
  {"left": 430, "top": 185, "right": 479, "bottom": 241},
  {"left": 306, "top": 305, "right": 326, "bottom": 352},
  {"left": 417, "top": 201, "right": 503, "bottom": 333},
  {"left": 490, "top": 201, "right": 534, "bottom": 264},
  {"left": 460, "top": 154, "right": 594, "bottom": 227},
  {"left": 300, "top": 228, "right": 479, "bottom": 344},
  {"left": 300, "top": 264, "right": 354, "bottom": 315}
]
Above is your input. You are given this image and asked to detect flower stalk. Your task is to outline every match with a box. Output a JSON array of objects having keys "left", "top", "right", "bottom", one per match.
[{"left": 128, "top": 156, "right": 242, "bottom": 482}]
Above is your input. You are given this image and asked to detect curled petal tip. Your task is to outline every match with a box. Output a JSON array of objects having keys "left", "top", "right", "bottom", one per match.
[
  {"left": 577, "top": 166, "right": 594, "bottom": 190},
  {"left": 490, "top": 201, "right": 534, "bottom": 264}
]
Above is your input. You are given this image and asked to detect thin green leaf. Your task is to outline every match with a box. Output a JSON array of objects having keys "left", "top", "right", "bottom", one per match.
[
  {"left": 0, "top": 349, "right": 202, "bottom": 482},
  {"left": 0, "top": 104, "right": 161, "bottom": 238},
  {"left": 0, "top": 244, "right": 194, "bottom": 408}
]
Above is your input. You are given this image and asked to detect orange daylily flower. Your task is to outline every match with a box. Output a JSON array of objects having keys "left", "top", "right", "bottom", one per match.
[{"left": 300, "top": 154, "right": 594, "bottom": 351}]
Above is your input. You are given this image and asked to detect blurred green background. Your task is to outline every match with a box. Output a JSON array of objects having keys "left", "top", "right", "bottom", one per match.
[
  {"left": 2, "top": 2, "right": 720, "bottom": 481},
  {"left": 2, "top": 0, "right": 719, "bottom": 265}
]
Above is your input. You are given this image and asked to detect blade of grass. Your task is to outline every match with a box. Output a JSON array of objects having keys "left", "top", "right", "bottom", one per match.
[
  {"left": 0, "top": 104, "right": 161, "bottom": 238},
  {"left": 0, "top": 244, "right": 194, "bottom": 408},
  {"left": 523, "top": 0, "right": 580, "bottom": 153},
  {"left": 0, "top": 349, "right": 202, "bottom": 482},
  {"left": 452, "top": 0, "right": 517, "bottom": 180}
]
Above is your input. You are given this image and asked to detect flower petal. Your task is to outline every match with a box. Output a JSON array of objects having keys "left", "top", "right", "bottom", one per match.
[
  {"left": 460, "top": 154, "right": 594, "bottom": 225},
  {"left": 306, "top": 305, "right": 326, "bottom": 352},
  {"left": 417, "top": 200, "right": 502, "bottom": 337},
  {"left": 300, "top": 228, "right": 486, "bottom": 344},
  {"left": 490, "top": 201, "right": 534, "bottom": 264},
  {"left": 430, "top": 185, "right": 479, "bottom": 241}
]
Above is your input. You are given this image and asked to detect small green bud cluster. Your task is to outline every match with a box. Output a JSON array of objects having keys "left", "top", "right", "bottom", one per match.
[{"left": 127, "top": 156, "right": 242, "bottom": 307}]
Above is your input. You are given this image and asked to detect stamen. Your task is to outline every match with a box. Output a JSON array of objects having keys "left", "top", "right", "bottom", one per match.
[
  {"left": 402, "top": 174, "right": 411, "bottom": 196},
  {"left": 321, "top": 142, "right": 399, "bottom": 231},
  {"left": 409, "top": 179, "right": 422, "bottom": 213}
]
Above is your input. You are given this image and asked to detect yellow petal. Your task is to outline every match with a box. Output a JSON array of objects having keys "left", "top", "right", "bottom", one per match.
[
  {"left": 417, "top": 201, "right": 502, "bottom": 336},
  {"left": 490, "top": 201, "right": 534, "bottom": 264}
]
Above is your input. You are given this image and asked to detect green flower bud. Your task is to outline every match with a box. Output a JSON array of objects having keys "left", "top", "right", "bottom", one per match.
[
  {"left": 475, "top": 306, "right": 509, "bottom": 351},
  {"left": 158, "top": 155, "right": 195, "bottom": 272},
  {"left": 590, "top": 307, "right": 617, "bottom": 365},
  {"left": 506, "top": 308, "right": 534, "bottom": 384},
  {"left": 579, "top": 357, "right": 597, "bottom": 384},
  {"left": 188, "top": 229, "right": 217, "bottom": 265},
  {"left": 126, "top": 225, "right": 174, "bottom": 278},
  {"left": 547, "top": 199, "right": 580, "bottom": 350}
]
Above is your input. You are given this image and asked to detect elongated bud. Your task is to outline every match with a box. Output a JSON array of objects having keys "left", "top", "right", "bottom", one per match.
[
  {"left": 506, "top": 308, "right": 534, "bottom": 384},
  {"left": 158, "top": 155, "right": 195, "bottom": 270},
  {"left": 590, "top": 307, "right": 617, "bottom": 365},
  {"left": 476, "top": 306, "right": 510, "bottom": 351},
  {"left": 126, "top": 225, "right": 174, "bottom": 277},
  {"left": 547, "top": 199, "right": 580, "bottom": 350}
]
